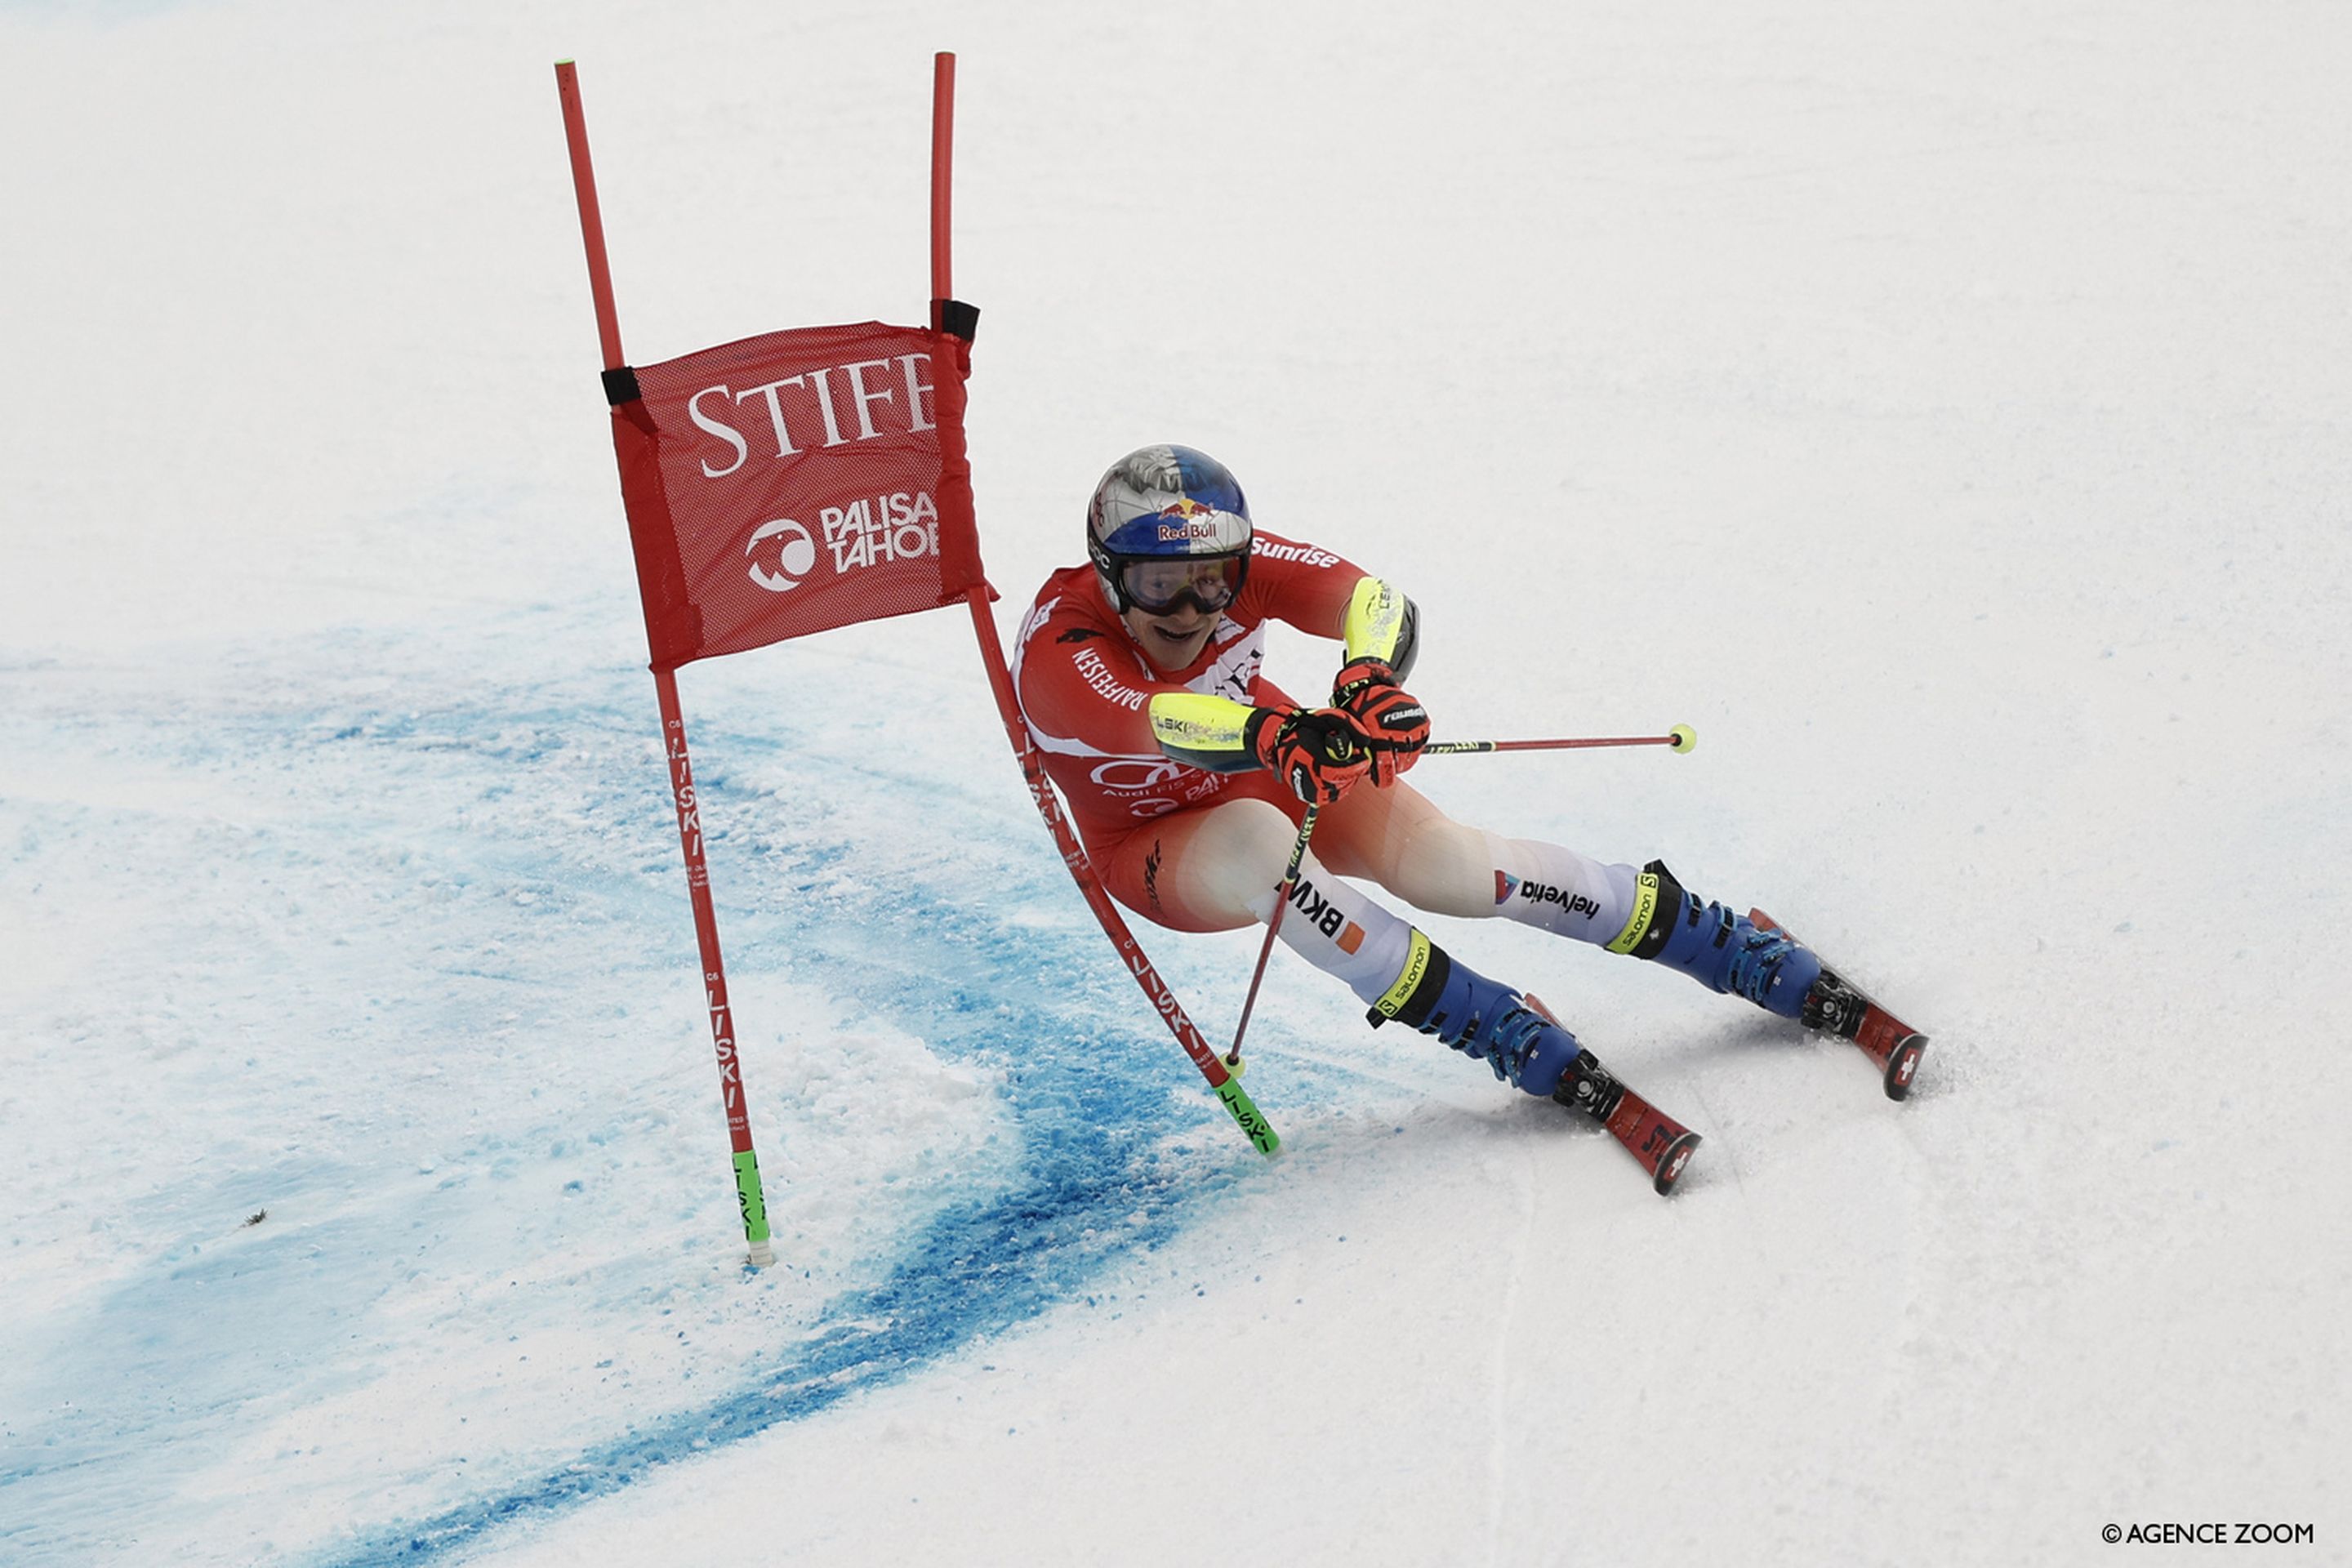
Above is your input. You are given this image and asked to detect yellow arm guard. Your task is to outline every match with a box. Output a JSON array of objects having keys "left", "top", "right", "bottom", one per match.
[
  {"left": 1148, "top": 692, "right": 1267, "bottom": 773},
  {"left": 1341, "top": 577, "right": 1420, "bottom": 682}
]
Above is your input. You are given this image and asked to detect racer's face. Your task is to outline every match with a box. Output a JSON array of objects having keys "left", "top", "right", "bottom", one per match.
[
  {"left": 1114, "top": 553, "right": 1241, "bottom": 671},
  {"left": 1123, "top": 598, "right": 1222, "bottom": 672}
]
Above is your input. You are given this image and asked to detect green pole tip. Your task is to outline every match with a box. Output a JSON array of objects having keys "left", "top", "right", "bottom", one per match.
[
  {"left": 1669, "top": 724, "right": 1697, "bottom": 753},
  {"left": 1214, "top": 1075, "right": 1279, "bottom": 1155}
]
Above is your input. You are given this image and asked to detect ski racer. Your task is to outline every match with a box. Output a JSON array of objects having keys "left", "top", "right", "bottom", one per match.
[{"left": 1012, "top": 444, "right": 1866, "bottom": 1130}]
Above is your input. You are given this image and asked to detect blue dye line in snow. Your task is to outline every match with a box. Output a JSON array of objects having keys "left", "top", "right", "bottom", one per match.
[
  {"left": 4, "top": 638, "right": 1272, "bottom": 1566},
  {"left": 331, "top": 911, "right": 1223, "bottom": 1565},
  {"left": 348, "top": 1165, "right": 1196, "bottom": 1565},
  {"left": 285, "top": 675, "right": 1251, "bottom": 1562}
]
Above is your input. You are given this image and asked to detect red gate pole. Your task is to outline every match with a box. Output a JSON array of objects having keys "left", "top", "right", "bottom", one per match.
[
  {"left": 556, "top": 60, "right": 777, "bottom": 1265},
  {"left": 928, "top": 52, "right": 1277, "bottom": 1155}
]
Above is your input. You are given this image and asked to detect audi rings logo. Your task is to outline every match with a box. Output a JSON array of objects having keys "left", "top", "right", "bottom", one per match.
[
  {"left": 1089, "top": 758, "right": 1183, "bottom": 791},
  {"left": 746, "top": 519, "right": 817, "bottom": 592}
]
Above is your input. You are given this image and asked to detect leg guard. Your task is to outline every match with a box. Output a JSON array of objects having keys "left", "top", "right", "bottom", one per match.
[
  {"left": 1365, "top": 933, "right": 1582, "bottom": 1097},
  {"left": 1609, "top": 860, "right": 1823, "bottom": 1018}
]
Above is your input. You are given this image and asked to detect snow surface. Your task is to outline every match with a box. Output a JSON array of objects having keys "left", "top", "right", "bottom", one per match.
[{"left": 4, "top": 2, "right": 2350, "bottom": 1565}]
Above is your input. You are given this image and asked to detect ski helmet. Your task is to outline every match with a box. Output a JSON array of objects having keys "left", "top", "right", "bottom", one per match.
[{"left": 1085, "top": 445, "right": 1254, "bottom": 617}]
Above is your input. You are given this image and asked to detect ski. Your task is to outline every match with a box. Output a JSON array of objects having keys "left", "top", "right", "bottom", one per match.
[
  {"left": 1748, "top": 910, "right": 1928, "bottom": 1101},
  {"left": 1526, "top": 993, "right": 1700, "bottom": 1195},
  {"left": 1596, "top": 1083, "right": 1702, "bottom": 1196}
]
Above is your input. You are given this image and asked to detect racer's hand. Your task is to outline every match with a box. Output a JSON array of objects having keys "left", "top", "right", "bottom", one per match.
[
  {"left": 1333, "top": 657, "right": 1430, "bottom": 787},
  {"left": 1249, "top": 706, "right": 1374, "bottom": 804}
]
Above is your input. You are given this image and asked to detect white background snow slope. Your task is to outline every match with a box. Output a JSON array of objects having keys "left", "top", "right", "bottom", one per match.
[{"left": 3, "top": 2, "right": 2349, "bottom": 1565}]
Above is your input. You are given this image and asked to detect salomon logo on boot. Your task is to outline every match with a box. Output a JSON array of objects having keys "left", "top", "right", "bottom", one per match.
[
  {"left": 1367, "top": 933, "right": 1580, "bottom": 1097},
  {"left": 1613, "top": 860, "right": 1821, "bottom": 1018}
]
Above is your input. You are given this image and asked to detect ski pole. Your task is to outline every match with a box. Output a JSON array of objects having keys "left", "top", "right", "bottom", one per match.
[
  {"left": 1225, "top": 802, "right": 1322, "bottom": 1069},
  {"left": 1424, "top": 724, "right": 1697, "bottom": 756}
]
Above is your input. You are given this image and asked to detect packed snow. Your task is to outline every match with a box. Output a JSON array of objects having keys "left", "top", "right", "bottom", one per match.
[{"left": 3, "top": 2, "right": 2347, "bottom": 1564}]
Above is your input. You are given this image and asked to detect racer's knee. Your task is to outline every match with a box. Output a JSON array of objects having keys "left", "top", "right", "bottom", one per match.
[
  {"left": 1201, "top": 796, "right": 1301, "bottom": 870},
  {"left": 1380, "top": 817, "right": 1497, "bottom": 918},
  {"left": 1102, "top": 798, "right": 1303, "bottom": 933},
  {"left": 1185, "top": 799, "right": 1312, "bottom": 924}
]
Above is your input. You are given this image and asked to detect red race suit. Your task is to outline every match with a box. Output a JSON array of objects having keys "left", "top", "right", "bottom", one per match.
[{"left": 1012, "top": 531, "right": 1368, "bottom": 853}]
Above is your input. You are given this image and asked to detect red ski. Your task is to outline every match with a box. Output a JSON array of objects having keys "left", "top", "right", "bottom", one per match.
[
  {"left": 1526, "top": 993, "right": 1701, "bottom": 1195},
  {"left": 1599, "top": 1085, "right": 1703, "bottom": 1196},
  {"left": 1748, "top": 910, "right": 1928, "bottom": 1101}
]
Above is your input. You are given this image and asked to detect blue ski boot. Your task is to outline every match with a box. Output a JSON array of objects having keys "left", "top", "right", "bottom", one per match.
[
  {"left": 1610, "top": 860, "right": 1822, "bottom": 1018},
  {"left": 1364, "top": 933, "right": 1582, "bottom": 1097}
]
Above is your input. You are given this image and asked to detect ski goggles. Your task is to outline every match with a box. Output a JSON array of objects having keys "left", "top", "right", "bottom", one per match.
[{"left": 1111, "top": 552, "right": 1248, "bottom": 615}]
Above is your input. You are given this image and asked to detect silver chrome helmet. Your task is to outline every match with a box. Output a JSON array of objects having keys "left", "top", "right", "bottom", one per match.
[{"left": 1085, "top": 444, "right": 1254, "bottom": 616}]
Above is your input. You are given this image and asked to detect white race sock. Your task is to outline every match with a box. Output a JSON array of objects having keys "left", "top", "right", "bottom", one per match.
[
  {"left": 1481, "top": 832, "right": 1642, "bottom": 948},
  {"left": 1248, "top": 858, "right": 1421, "bottom": 1008}
]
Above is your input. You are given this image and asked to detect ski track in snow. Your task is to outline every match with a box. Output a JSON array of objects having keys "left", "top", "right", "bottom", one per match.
[
  {"left": 0, "top": 615, "right": 1302, "bottom": 1567},
  {"left": 1477, "top": 1139, "right": 1535, "bottom": 1568}
]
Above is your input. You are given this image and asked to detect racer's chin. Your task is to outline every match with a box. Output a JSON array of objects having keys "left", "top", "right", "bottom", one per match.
[{"left": 1127, "top": 608, "right": 1218, "bottom": 671}]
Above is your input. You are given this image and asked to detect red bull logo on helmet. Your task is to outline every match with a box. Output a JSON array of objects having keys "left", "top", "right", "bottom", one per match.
[{"left": 1154, "top": 497, "right": 1238, "bottom": 544}]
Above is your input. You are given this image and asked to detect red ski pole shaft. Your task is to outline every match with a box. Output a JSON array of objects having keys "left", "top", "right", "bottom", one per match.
[
  {"left": 929, "top": 51, "right": 956, "bottom": 314},
  {"left": 1424, "top": 724, "right": 1697, "bottom": 756},
  {"left": 1224, "top": 804, "right": 1320, "bottom": 1069},
  {"left": 651, "top": 671, "right": 773, "bottom": 1266},
  {"left": 963, "top": 590, "right": 1280, "bottom": 1155},
  {"left": 554, "top": 61, "right": 625, "bottom": 369},
  {"left": 556, "top": 60, "right": 774, "bottom": 1267},
  {"left": 927, "top": 53, "right": 1274, "bottom": 1154}
]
